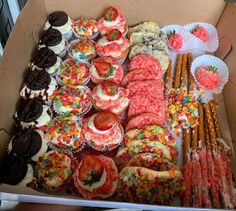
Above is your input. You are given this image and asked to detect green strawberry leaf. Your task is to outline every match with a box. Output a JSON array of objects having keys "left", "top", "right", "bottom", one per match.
[{"left": 207, "top": 65, "right": 218, "bottom": 72}]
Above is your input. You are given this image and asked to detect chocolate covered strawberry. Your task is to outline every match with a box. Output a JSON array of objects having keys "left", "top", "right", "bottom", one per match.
[
  {"left": 192, "top": 26, "right": 209, "bottom": 43},
  {"left": 94, "top": 111, "right": 118, "bottom": 131},
  {"left": 104, "top": 7, "right": 118, "bottom": 22},
  {"left": 106, "top": 29, "right": 122, "bottom": 41},
  {"left": 196, "top": 65, "right": 220, "bottom": 89},
  {"left": 93, "top": 58, "right": 115, "bottom": 78},
  {"left": 167, "top": 30, "right": 183, "bottom": 51}
]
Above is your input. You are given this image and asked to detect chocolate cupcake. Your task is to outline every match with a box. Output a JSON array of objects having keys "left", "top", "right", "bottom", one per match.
[
  {"left": 0, "top": 155, "right": 33, "bottom": 187},
  {"left": 8, "top": 129, "right": 48, "bottom": 162},
  {"left": 14, "top": 98, "right": 52, "bottom": 129},
  {"left": 39, "top": 28, "right": 66, "bottom": 58},
  {"left": 44, "top": 11, "right": 73, "bottom": 40},
  {"left": 29, "top": 47, "right": 62, "bottom": 74},
  {"left": 20, "top": 69, "right": 58, "bottom": 102}
]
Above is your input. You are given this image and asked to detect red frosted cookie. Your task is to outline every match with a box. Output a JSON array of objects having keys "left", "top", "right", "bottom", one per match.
[{"left": 127, "top": 80, "right": 163, "bottom": 99}]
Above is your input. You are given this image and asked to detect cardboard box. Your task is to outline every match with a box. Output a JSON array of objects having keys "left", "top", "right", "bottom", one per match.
[{"left": 0, "top": 0, "right": 235, "bottom": 209}]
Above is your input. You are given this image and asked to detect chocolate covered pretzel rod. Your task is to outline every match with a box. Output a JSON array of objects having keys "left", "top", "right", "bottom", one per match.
[
  {"left": 165, "top": 59, "right": 172, "bottom": 95},
  {"left": 198, "top": 104, "right": 205, "bottom": 148},
  {"left": 183, "top": 128, "right": 191, "bottom": 163},
  {"left": 187, "top": 53, "right": 195, "bottom": 91},
  {"left": 174, "top": 54, "right": 183, "bottom": 88},
  {"left": 209, "top": 101, "right": 221, "bottom": 139}
]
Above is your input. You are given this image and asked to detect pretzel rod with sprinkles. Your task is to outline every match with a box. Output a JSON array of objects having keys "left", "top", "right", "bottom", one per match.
[
  {"left": 205, "top": 119, "right": 211, "bottom": 151},
  {"left": 183, "top": 128, "right": 191, "bottom": 162},
  {"left": 187, "top": 53, "right": 195, "bottom": 91},
  {"left": 174, "top": 54, "right": 183, "bottom": 88},
  {"left": 198, "top": 104, "right": 205, "bottom": 148},
  {"left": 181, "top": 54, "right": 188, "bottom": 88}
]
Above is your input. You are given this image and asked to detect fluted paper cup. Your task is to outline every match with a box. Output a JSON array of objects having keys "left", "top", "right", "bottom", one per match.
[
  {"left": 184, "top": 22, "right": 219, "bottom": 52},
  {"left": 161, "top": 24, "right": 196, "bottom": 52},
  {"left": 191, "top": 55, "right": 229, "bottom": 94}
]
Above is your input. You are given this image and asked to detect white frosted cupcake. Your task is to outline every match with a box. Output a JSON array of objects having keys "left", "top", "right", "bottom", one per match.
[{"left": 44, "top": 11, "right": 73, "bottom": 40}]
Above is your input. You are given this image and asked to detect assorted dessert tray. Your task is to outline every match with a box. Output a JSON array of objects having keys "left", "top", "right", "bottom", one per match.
[{"left": 0, "top": 6, "right": 235, "bottom": 209}]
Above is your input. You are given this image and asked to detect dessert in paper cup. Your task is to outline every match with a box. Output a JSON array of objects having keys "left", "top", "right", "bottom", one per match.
[
  {"left": 184, "top": 22, "right": 219, "bottom": 52},
  {"left": 162, "top": 24, "right": 196, "bottom": 52},
  {"left": 191, "top": 55, "right": 229, "bottom": 94}
]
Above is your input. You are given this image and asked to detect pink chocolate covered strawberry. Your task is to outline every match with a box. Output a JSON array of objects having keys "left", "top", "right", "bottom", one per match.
[
  {"left": 192, "top": 26, "right": 209, "bottom": 43},
  {"left": 196, "top": 65, "right": 220, "bottom": 89},
  {"left": 167, "top": 30, "right": 183, "bottom": 51}
]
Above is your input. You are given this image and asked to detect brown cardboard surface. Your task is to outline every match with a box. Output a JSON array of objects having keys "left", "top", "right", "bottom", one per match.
[
  {"left": 217, "top": 3, "right": 236, "bottom": 152},
  {"left": 44, "top": 0, "right": 225, "bottom": 26},
  {"left": 1, "top": 0, "right": 236, "bottom": 208}
]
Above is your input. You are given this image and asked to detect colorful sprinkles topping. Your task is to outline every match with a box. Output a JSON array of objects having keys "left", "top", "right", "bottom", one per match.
[{"left": 74, "top": 17, "right": 98, "bottom": 37}]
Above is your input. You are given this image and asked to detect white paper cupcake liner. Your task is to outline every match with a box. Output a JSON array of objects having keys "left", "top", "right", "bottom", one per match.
[
  {"left": 184, "top": 22, "right": 219, "bottom": 52},
  {"left": 67, "top": 39, "right": 97, "bottom": 62},
  {"left": 73, "top": 30, "right": 99, "bottom": 40},
  {"left": 191, "top": 55, "right": 229, "bottom": 94},
  {"left": 58, "top": 48, "right": 67, "bottom": 58},
  {"left": 63, "top": 30, "right": 74, "bottom": 41},
  {"left": 161, "top": 24, "right": 197, "bottom": 53}
]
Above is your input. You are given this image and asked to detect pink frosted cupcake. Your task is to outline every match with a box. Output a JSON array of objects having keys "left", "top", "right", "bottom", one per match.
[
  {"left": 95, "top": 29, "right": 130, "bottom": 63},
  {"left": 97, "top": 6, "right": 128, "bottom": 35},
  {"left": 90, "top": 57, "right": 123, "bottom": 85},
  {"left": 167, "top": 30, "right": 183, "bottom": 51},
  {"left": 91, "top": 81, "right": 129, "bottom": 115},
  {"left": 83, "top": 111, "right": 123, "bottom": 151},
  {"left": 191, "top": 26, "right": 209, "bottom": 43}
]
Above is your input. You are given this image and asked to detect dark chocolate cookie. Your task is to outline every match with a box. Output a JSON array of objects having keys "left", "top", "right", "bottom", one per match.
[
  {"left": 17, "top": 99, "right": 43, "bottom": 123},
  {"left": 0, "top": 155, "right": 28, "bottom": 185},
  {"left": 25, "top": 70, "right": 51, "bottom": 90},
  {"left": 39, "top": 28, "right": 62, "bottom": 47},
  {"left": 30, "top": 47, "right": 57, "bottom": 69},
  {"left": 12, "top": 129, "right": 42, "bottom": 157},
  {"left": 48, "top": 11, "right": 68, "bottom": 27}
]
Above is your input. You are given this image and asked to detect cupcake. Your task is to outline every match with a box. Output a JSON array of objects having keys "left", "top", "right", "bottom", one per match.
[
  {"left": 38, "top": 28, "right": 66, "bottom": 58},
  {"left": 73, "top": 154, "right": 118, "bottom": 199},
  {"left": 73, "top": 16, "right": 98, "bottom": 40},
  {"left": 95, "top": 29, "right": 130, "bottom": 63},
  {"left": 29, "top": 47, "right": 62, "bottom": 74},
  {"left": 20, "top": 69, "right": 58, "bottom": 102},
  {"left": 44, "top": 11, "right": 73, "bottom": 40},
  {"left": 97, "top": 6, "right": 128, "bottom": 35},
  {"left": 35, "top": 150, "right": 73, "bottom": 191},
  {"left": 0, "top": 155, "right": 33, "bottom": 187},
  {"left": 51, "top": 85, "right": 91, "bottom": 116},
  {"left": 44, "top": 115, "right": 85, "bottom": 154},
  {"left": 91, "top": 81, "right": 129, "bottom": 115},
  {"left": 68, "top": 38, "right": 96, "bottom": 62},
  {"left": 56, "top": 58, "right": 90, "bottom": 86},
  {"left": 83, "top": 111, "right": 123, "bottom": 151},
  {"left": 90, "top": 57, "right": 124, "bottom": 85},
  {"left": 8, "top": 129, "right": 48, "bottom": 162},
  {"left": 14, "top": 98, "right": 52, "bottom": 129}
]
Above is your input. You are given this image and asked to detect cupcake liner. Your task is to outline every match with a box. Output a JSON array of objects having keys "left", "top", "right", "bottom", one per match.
[
  {"left": 63, "top": 30, "right": 74, "bottom": 41},
  {"left": 191, "top": 55, "right": 229, "bottom": 94},
  {"left": 58, "top": 48, "right": 67, "bottom": 58},
  {"left": 73, "top": 30, "right": 99, "bottom": 40},
  {"left": 161, "top": 24, "right": 197, "bottom": 52},
  {"left": 67, "top": 39, "right": 97, "bottom": 62},
  {"left": 184, "top": 22, "right": 219, "bottom": 52}
]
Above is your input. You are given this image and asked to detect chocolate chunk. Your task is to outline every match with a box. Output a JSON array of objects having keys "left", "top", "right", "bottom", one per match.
[
  {"left": 39, "top": 28, "right": 62, "bottom": 46},
  {"left": 48, "top": 11, "right": 68, "bottom": 27},
  {"left": 25, "top": 70, "right": 51, "bottom": 90},
  {"left": 17, "top": 99, "right": 43, "bottom": 122},
  {"left": 30, "top": 47, "right": 57, "bottom": 69},
  {"left": 12, "top": 129, "right": 42, "bottom": 157},
  {"left": 0, "top": 155, "right": 28, "bottom": 185}
]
